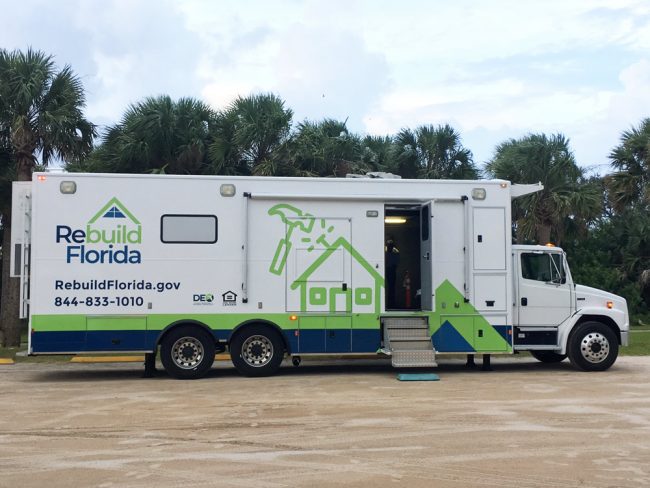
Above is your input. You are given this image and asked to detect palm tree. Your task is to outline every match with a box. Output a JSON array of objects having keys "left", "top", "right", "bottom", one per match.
[
  {"left": 0, "top": 48, "right": 95, "bottom": 346},
  {"left": 394, "top": 124, "right": 478, "bottom": 179},
  {"left": 70, "top": 95, "right": 216, "bottom": 175},
  {"left": 286, "top": 119, "right": 369, "bottom": 177},
  {"left": 208, "top": 110, "right": 249, "bottom": 176},
  {"left": 362, "top": 135, "right": 397, "bottom": 174},
  {"left": 606, "top": 118, "right": 650, "bottom": 213},
  {"left": 605, "top": 119, "right": 650, "bottom": 307},
  {"left": 211, "top": 93, "right": 293, "bottom": 176},
  {"left": 486, "top": 133, "right": 601, "bottom": 245},
  {"left": 0, "top": 49, "right": 95, "bottom": 181}
]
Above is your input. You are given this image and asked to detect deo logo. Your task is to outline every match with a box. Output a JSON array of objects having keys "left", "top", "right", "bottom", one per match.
[{"left": 193, "top": 294, "right": 214, "bottom": 303}]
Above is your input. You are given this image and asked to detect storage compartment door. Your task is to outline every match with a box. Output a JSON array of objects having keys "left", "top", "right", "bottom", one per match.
[
  {"left": 85, "top": 316, "right": 147, "bottom": 351},
  {"left": 473, "top": 275, "right": 507, "bottom": 312},
  {"left": 326, "top": 316, "right": 352, "bottom": 353},
  {"left": 298, "top": 316, "right": 326, "bottom": 353},
  {"left": 473, "top": 208, "right": 506, "bottom": 270},
  {"left": 473, "top": 316, "right": 509, "bottom": 352}
]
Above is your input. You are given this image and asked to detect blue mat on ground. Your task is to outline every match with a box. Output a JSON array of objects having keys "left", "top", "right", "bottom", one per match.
[{"left": 396, "top": 373, "right": 440, "bottom": 381}]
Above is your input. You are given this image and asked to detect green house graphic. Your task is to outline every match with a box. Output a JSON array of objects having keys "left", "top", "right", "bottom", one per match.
[
  {"left": 88, "top": 197, "right": 140, "bottom": 225},
  {"left": 290, "top": 237, "right": 384, "bottom": 314}
]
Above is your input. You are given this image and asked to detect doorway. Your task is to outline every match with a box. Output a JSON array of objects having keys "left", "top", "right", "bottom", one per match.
[{"left": 384, "top": 205, "right": 426, "bottom": 310}]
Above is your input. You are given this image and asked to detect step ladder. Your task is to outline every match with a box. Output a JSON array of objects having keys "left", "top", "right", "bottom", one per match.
[{"left": 383, "top": 316, "right": 437, "bottom": 368}]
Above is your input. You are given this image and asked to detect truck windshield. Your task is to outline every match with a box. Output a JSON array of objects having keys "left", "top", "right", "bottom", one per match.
[{"left": 521, "top": 253, "right": 566, "bottom": 284}]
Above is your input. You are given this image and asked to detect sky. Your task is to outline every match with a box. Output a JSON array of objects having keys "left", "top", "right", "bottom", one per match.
[{"left": 2, "top": 0, "right": 650, "bottom": 171}]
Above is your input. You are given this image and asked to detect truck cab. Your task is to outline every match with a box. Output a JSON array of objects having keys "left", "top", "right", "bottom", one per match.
[{"left": 512, "top": 245, "right": 629, "bottom": 370}]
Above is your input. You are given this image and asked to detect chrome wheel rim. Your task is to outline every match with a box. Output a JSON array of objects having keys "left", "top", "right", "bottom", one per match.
[
  {"left": 580, "top": 332, "right": 610, "bottom": 364},
  {"left": 241, "top": 335, "right": 274, "bottom": 367},
  {"left": 171, "top": 336, "right": 204, "bottom": 369}
]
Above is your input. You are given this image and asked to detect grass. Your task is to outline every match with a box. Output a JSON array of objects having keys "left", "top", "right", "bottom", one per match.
[{"left": 622, "top": 325, "right": 650, "bottom": 356}]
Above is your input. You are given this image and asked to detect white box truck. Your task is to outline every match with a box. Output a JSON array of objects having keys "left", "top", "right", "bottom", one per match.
[{"left": 11, "top": 173, "right": 629, "bottom": 378}]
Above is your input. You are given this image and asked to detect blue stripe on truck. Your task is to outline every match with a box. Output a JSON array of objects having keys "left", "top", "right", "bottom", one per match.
[{"left": 31, "top": 329, "right": 382, "bottom": 354}]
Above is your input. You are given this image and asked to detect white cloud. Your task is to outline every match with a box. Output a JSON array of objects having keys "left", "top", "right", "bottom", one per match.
[
  {"left": 3, "top": 0, "right": 650, "bottom": 169},
  {"left": 364, "top": 55, "right": 650, "bottom": 166},
  {"left": 85, "top": 52, "right": 138, "bottom": 121},
  {"left": 185, "top": 5, "right": 391, "bottom": 125}
]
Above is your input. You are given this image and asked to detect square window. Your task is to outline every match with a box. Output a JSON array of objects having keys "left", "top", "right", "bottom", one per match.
[
  {"left": 355, "top": 287, "right": 372, "bottom": 305},
  {"left": 309, "top": 287, "right": 327, "bottom": 305}
]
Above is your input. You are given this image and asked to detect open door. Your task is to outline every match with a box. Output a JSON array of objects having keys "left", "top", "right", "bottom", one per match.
[{"left": 420, "top": 202, "right": 433, "bottom": 310}]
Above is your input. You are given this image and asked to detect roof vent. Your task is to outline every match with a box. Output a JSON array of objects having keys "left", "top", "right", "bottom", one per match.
[{"left": 346, "top": 172, "right": 401, "bottom": 179}]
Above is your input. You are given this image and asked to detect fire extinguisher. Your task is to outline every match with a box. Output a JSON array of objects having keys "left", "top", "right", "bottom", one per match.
[{"left": 403, "top": 271, "right": 411, "bottom": 308}]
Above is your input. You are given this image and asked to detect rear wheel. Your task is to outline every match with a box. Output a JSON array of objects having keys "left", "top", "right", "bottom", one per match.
[
  {"left": 530, "top": 351, "right": 567, "bottom": 363},
  {"left": 230, "top": 325, "right": 285, "bottom": 377},
  {"left": 567, "top": 321, "right": 618, "bottom": 372},
  {"left": 160, "top": 326, "right": 215, "bottom": 379}
]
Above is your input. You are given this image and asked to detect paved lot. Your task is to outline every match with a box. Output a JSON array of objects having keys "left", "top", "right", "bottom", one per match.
[{"left": 1, "top": 356, "right": 649, "bottom": 488}]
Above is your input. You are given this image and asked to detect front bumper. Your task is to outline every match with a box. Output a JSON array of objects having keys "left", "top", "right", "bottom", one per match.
[{"left": 621, "top": 330, "right": 629, "bottom": 347}]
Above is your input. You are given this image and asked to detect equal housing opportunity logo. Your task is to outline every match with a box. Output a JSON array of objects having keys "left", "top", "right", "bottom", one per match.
[
  {"left": 55, "top": 197, "right": 142, "bottom": 264},
  {"left": 222, "top": 291, "right": 237, "bottom": 306}
]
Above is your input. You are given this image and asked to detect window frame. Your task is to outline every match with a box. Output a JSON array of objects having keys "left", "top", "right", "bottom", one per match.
[{"left": 520, "top": 251, "right": 566, "bottom": 284}]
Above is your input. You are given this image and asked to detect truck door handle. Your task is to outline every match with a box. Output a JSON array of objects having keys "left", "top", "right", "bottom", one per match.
[
  {"left": 521, "top": 297, "right": 527, "bottom": 306},
  {"left": 423, "top": 252, "right": 430, "bottom": 260}
]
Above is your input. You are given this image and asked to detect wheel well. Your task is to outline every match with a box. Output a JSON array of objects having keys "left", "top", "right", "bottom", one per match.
[
  {"left": 574, "top": 315, "right": 621, "bottom": 344},
  {"left": 229, "top": 320, "right": 290, "bottom": 354},
  {"left": 155, "top": 320, "right": 216, "bottom": 349}
]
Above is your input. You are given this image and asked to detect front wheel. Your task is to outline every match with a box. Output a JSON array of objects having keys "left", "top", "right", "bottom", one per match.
[
  {"left": 160, "top": 326, "right": 215, "bottom": 379},
  {"left": 567, "top": 322, "right": 618, "bottom": 372},
  {"left": 230, "top": 325, "right": 285, "bottom": 377},
  {"left": 530, "top": 351, "right": 567, "bottom": 363}
]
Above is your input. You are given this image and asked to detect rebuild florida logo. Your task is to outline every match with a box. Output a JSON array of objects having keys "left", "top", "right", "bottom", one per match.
[{"left": 56, "top": 197, "right": 142, "bottom": 264}]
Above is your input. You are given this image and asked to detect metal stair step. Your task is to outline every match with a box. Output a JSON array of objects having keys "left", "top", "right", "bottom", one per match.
[
  {"left": 385, "top": 328, "right": 430, "bottom": 340},
  {"left": 389, "top": 340, "right": 433, "bottom": 351},
  {"left": 382, "top": 317, "right": 428, "bottom": 328},
  {"left": 383, "top": 316, "right": 436, "bottom": 368},
  {"left": 391, "top": 350, "right": 438, "bottom": 368}
]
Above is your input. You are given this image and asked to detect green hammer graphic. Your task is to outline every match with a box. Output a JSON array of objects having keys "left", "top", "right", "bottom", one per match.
[{"left": 268, "top": 204, "right": 315, "bottom": 275}]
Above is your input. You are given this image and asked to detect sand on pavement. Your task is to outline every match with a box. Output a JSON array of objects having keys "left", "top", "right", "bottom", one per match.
[{"left": 0, "top": 356, "right": 649, "bottom": 487}]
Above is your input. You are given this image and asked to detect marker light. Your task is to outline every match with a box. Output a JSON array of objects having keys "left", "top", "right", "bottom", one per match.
[
  {"left": 60, "top": 181, "right": 77, "bottom": 194},
  {"left": 472, "top": 188, "right": 486, "bottom": 200},
  {"left": 607, "top": 301, "right": 614, "bottom": 309},
  {"left": 289, "top": 315, "right": 298, "bottom": 321},
  {"left": 384, "top": 217, "right": 407, "bottom": 224},
  {"left": 545, "top": 243, "right": 555, "bottom": 247},
  {"left": 37, "top": 175, "right": 46, "bottom": 181},
  {"left": 220, "top": 184, "right": 236, "bottom": 197}
]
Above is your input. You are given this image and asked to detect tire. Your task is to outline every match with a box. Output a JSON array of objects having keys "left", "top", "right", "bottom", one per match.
[
  {"left": 530, "top": 351, "right": 567, "bottom": 363},
  {"left": 160, "top": 326, "right": 215, "bottom": 379},
  {"left": 567, "top": 321, "right": 619, "bottom": 372},
  {"left": 230, "top": 325, "right": 285, "bottom": 377}
]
